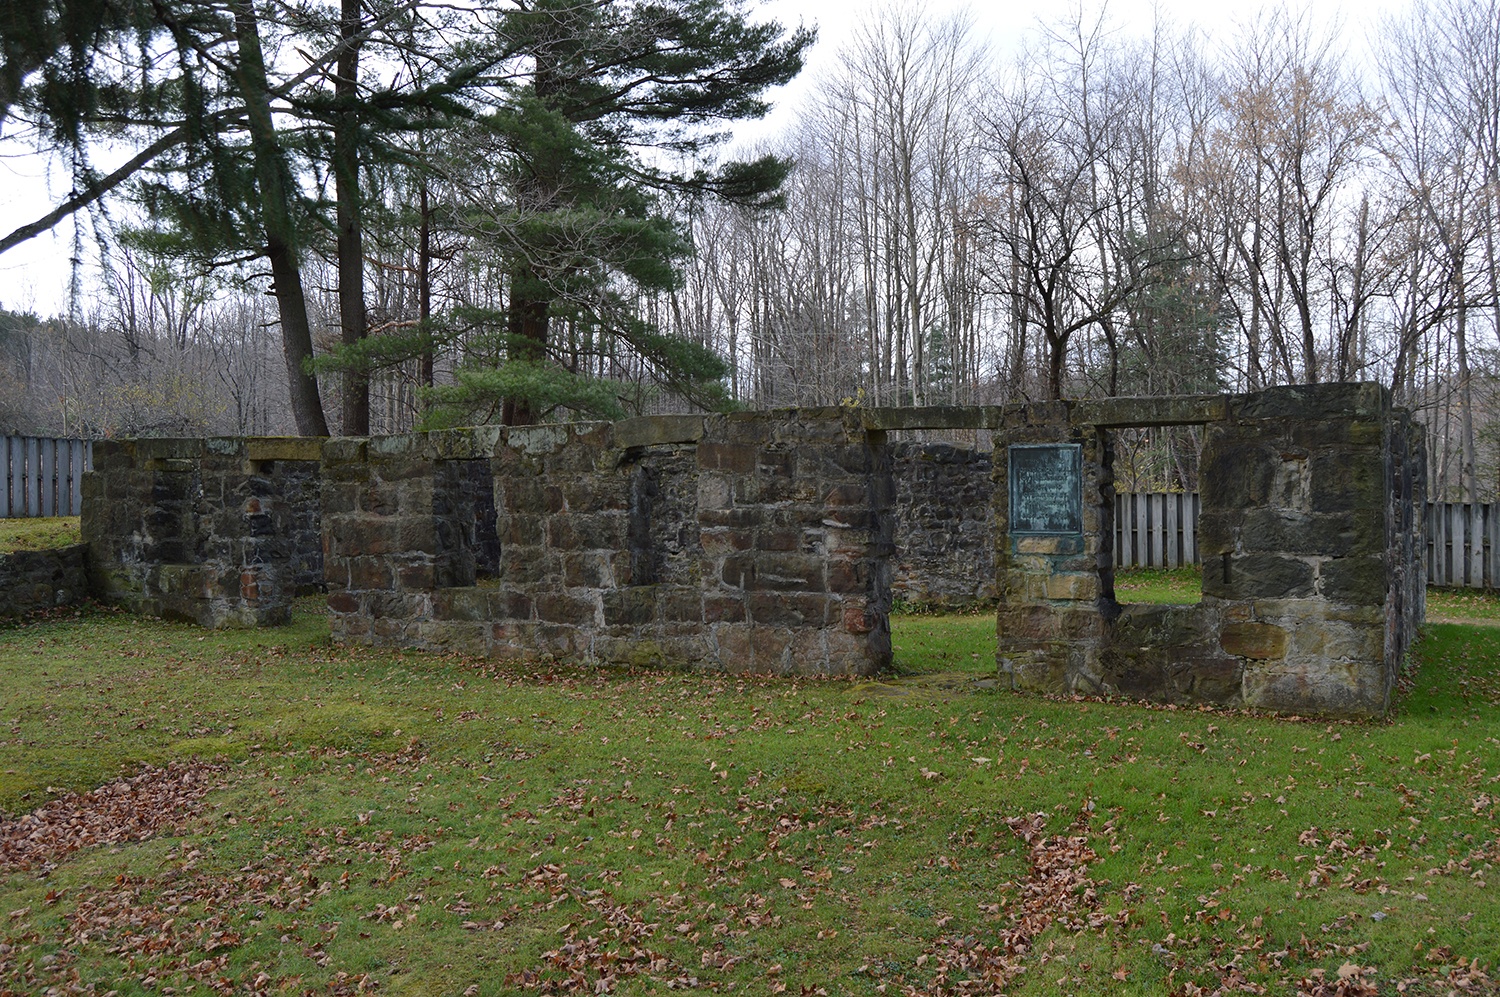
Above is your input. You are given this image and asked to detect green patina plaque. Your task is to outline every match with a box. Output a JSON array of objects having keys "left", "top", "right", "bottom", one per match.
[{"left": 1008, "top": 444, "right": 1082, "bottom": 535}]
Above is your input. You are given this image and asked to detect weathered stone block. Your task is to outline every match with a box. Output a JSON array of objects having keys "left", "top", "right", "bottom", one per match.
[
  {"left": 661, "top": 586, "right": 702, "bottom": 623},
  {"left": 1241, "top": 657, "right": 1386, "bottom": 717},
  {"left": 701, "top": 528, "right": 751, "bottom": 557},
  {"left": 747, "top": 591, "right": 827, "bottom": 627},
  {"left": 1219, "top": 622, "right": 1289, "bottom": 660},
  {"left": 348, "top": 557, "right": 392, "bottom": 590},
  {"left": 1014, "top": 535, "right": 1073, "bottom": 555},
  {"left": 547, "top": 512, "right": 626, "bottom": 551},
  {"left": 1310, "top": 451, "right": 1382, "bottom": 514},
  {"left": 563, "top": 552, "right": 613, "bottom": 588},
  {"left": 485, "top": 588, "right": 532, "bottom": 620},
  {"left": 704, "top": 594, "right": 746, "bottom": 623},
  {"left": 1044, "top": 572, "right": 1098, "bottom": 601},
  {"left": 1207, "top": 553, "right": 1315, "bottom": 599},
  {"left": 327, "top": 591, "right": 360, "bottom": 614},
  {"left": 498, "top": 548, "right": 553, "bottom": 585},
  {"left": 415, "top": 619, "right": 488, "bottom": 656},
  {"left": 613, "top": 414, "right": 705, "bottom": 449},
  {"left": 747, "top": 552, "right": 825, "bottom": 591},
  {"left": 602, "top": 588, "right": 656, "bottom": 626},
  {"left": 827, "top": 557, "right": 869, "bottom": 594},
  {"left": 699, "top": 442, "right": 758, "bottom": 474},
  {"left": 841, "top": 600, "right": 875, "bottom": 634},
  {"left": 1319, "top": 555, "right": 1387, "bottom": 602},
  {"left": 756, "top": 528, "right": 800, "bottom": 552}
]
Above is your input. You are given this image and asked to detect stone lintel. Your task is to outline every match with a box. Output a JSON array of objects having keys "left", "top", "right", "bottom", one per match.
[
  {"left": 504, "top": 423, "right": 576, "bottom": 455},
  {"left": 433, "top": 426, "right": 504, "bottom": 461},
  {"left": 321, "top": 438, "right": 368, "bottom": 463},
  {"left": 136, "top": 438, "right": 206, "bottom": 462},
  {"left": 863, "top": 406, "right": 1003, "bottom": 431},
  {"left": 368, "top": 433, "right": 435, "bottom": 459},
  {"left": 613, "top": 414, "right": 706, "bottom": 449},
  {"left": 247, "top": 437, "right": 325, "bottom": 463},
  {"left": 1071, "top": 395, "right": 1228, "bottom": 427},
  {"left": 1232, "top": 382, "right": 1388, "bottom": 421}
]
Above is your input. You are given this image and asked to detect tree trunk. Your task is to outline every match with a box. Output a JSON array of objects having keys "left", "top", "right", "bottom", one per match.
[
  {"left": 231, "top": 0, "right": 329, "bottom": 437},
  {"left": 502, "top": 260, "right": 547, "bottom": 426},
  {"left": 336, "top": 0, "right": 368, "bottom": 435},
  {"left": 418, "top": 183, "right": 434, "bottom": 397}
]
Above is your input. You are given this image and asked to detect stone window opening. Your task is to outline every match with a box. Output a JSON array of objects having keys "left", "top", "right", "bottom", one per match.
[{"left": 1103, "top": 426, "right": 1207, "bottom": 608}]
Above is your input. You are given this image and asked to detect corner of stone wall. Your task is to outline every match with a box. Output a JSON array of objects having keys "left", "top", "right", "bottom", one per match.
[
  {"left": 83, "top": 436, "right": 323, "bottom": 628},
  {"left": 0, "top": 544, "right": 90, "bottom": 618},
  {"left": 992, "top": 383, "right": 1419, "bottom": 718}
]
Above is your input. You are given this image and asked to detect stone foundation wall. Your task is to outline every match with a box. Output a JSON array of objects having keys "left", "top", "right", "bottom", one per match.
[
  {"left": 890, "top": 443, "right": 996, "bottom": 608},
  {"left": 995, "top": 384, "right": 1425, "bottom": 718},
  {"left": 81, "top": 386, "right": 1423, "bottom": 712},
  {"left": 82, "top": 437, "right": 323, "bottom": 627},
  {"left": 0, "top": 545, "right": 88, "bottom": 618},
  {"left": 322, "top": 411, "right": 894, "bottom": 675}
]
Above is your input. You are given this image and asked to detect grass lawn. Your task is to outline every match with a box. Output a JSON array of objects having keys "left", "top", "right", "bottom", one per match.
[
  {"left": 0, "top": 516, "right": 81, "bottom": 553},
  {"left": 1112, "top": 565, "right": 1203, "bottom": 605},
  {"left": 1109, "top": 564, "right": 1500, "bottom": 627},
  {"left": 1, "top": 600, "right": 1497, "bottom": 996}
]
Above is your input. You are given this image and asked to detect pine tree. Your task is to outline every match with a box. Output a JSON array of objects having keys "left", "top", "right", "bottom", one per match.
[{"left": 423, "top": 0, "right": 813, "bottom": 426}]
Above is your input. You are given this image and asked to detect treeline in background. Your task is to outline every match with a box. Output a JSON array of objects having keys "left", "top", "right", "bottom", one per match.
[{"left": 3, "top": 1, "right": 1500, "bottom": 499}]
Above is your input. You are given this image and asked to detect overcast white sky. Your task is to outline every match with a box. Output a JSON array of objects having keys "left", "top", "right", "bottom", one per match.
[{"left": 0, "top": 0, "right": 1402, "bottom": 318}]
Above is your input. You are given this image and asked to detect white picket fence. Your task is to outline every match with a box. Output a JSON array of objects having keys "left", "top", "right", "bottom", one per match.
[
  {"left": 1113, "top": 490, "right": 1500, "bottom": 589},
  {"left": 1, "top": 436, "right": 94, "bottom": 518}
]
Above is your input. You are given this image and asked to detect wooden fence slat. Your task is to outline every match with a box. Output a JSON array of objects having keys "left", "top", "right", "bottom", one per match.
[
  {"left": 23, "top": 437, "right": 37, "bottom": 516},
  {"left": 1166, "top": 492, "right": 1180, "bottom": 567},
  {"left": 1098, "top": 493, "right": 1494, "bottom": 587},
  {"left": 1453, "top": 501, "right": 1463, "bottom": 587},
  {"left": 1441, "top": 501, "right": 1454, "bottom": 587},
  {"left": 1442, "top": 502, "right": 1453, "bottom": 587},
  {"left": 1473, "top": 503, "right": 1482, "bottom": 588},
  {"left": 1134, "top": 492, "right": 1148, "bottom": 567},
  {"left": 1431, "top": 502, "right": 1445, "bottom": 586},
  {"left": 1450, "top": 503, "right": 1463, "bottom": 587},
  {"left": 0, "top": 437, "right": 9, "bottom": 519},
  {"left": 1451, "top": 502, "right": 1463, "bottom": 587},
  {"left": 8, "top": 437, "right": 21, "bottom": 516},
  {"left": 1148, "top": 494, "right": 1161, "bottom": 567},
  {"left": 1423, "top": 502, "right": 1431, "bottom": 583},
  {"left": 1436, "top": 501, "right": 1444, "bottom": 586},
  {"left": 1471, "top": 502, "right": 1486, "bottom": 589},
  {"left": 1482, "top": 506, "right": 1494, "bottom": 590},
  {"left": 40, "top": 438, "right": 55, "bottom": 517},
  {"left": 1439, "top": 501, "right": 1448, "bottom": 586}
]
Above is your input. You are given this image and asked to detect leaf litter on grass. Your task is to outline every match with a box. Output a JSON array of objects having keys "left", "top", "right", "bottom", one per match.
[{"left": 2, "top": 605, "right": 1500, "bottom": 995}]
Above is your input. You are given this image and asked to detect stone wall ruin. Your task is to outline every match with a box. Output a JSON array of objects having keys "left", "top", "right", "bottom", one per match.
[
  {"left": 83, "top": 437, "right": 323, "bottom": 627},
  {"left": 319, "top": 411, "right": 894, "bottom": 674},
  {"left": 80, "top": 383, "right": 1425, "bottom": 716},
  {"left": 993, "top": 383, "right": 1426, "bottom": 717},
  {"left": 890, "top": 442, "right": 996, "bottom": 608}
]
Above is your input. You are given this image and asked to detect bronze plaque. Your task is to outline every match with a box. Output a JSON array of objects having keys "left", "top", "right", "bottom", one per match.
[{"left": 1008, "top": 444, "right": 1082, "bottom": 535}]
